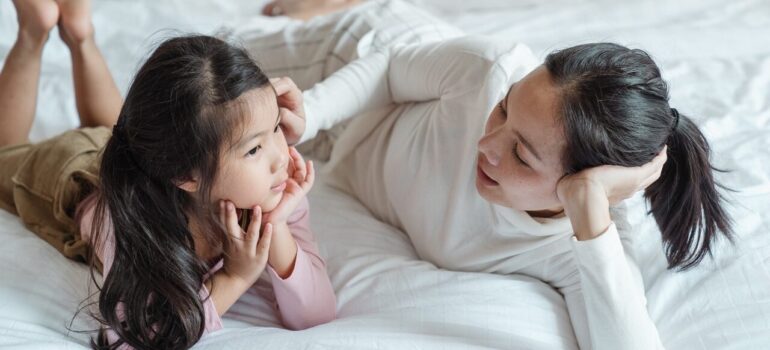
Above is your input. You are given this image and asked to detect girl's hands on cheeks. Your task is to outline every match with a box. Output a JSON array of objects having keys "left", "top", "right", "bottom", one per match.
[
  {"left": 556, "top": 147, "right": 668, "bottom": 240},
  {"left": 263, "top": 147, "right": 315, "bottom": 225},
  {"left": 271, "top": 77, "right": 306, "bottom": 146},
  {"left": 219, "top": 200, "right": 273, "bottom": 285}
]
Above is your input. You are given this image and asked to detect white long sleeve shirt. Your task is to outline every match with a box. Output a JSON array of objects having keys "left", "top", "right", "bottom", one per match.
[{"left": 302, "top": 36, "right": 665, "bottom": 349}]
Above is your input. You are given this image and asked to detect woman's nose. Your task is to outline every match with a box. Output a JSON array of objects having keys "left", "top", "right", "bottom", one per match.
[{"left": 478, "top": 132, "right": 502, "bottom": 167}]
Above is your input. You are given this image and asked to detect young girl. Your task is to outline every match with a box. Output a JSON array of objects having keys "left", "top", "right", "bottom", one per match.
[
  {"left": 251, "top": 1, "right": 732, "bottom": 349},
  {"left": 0, "top": 1, "right": 336, "bottom": 349}
]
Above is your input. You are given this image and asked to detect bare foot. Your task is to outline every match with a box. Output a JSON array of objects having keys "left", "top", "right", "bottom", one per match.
[
  {"left": 56, "top": 0, "right": 94, "bottom": 46},
  {"left": 12, "top": 0, "right": 60, "bottom": 44},
  {"left": 262, "top": 0, "right": 362, "bottom": 21}
]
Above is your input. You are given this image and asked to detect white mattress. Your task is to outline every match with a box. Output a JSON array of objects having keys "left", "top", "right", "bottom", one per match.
[{"left": 1, "top": 0, "right": 768, "bottom": 349}]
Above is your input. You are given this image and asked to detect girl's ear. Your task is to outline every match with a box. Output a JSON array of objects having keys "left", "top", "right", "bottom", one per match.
[{"left": 175, "top": 175, "right": 200, "bottom": 193}]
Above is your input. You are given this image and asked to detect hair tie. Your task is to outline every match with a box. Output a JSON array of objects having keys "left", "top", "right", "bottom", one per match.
[{"left": 670, "top": 108, "right": 680, "bottom": 132}]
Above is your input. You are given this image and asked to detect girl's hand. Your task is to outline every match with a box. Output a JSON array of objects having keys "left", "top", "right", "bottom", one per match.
[
  {"left": 264, "top": 147, "right": 315, "bottom": 225},
  {"left": 219, "top": 200, "right": 273, "bottom": 285},
  {"left": 271, "top": 77, "right": 306, "bottom": 146},
  {"left": 556, "top": 147, "right": 667, "bottom": 240}
]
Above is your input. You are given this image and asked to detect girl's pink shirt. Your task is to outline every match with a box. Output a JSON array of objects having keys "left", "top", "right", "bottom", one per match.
[{"left": 76, "top": 193, "right": 336, "bottom": 347}]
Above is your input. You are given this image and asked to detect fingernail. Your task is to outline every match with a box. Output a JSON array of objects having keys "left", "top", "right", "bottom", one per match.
[{"left": 228, "top": 202, "right": 234, "bottom": 211}]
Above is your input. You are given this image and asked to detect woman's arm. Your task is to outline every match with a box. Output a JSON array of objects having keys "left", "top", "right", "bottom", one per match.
[
  {"left": 299, "top": 50, "right": 391, "bottom": 143},
  {"left": 557, "top": 149, "right": 668, "bottom": 349},
  {"left": 299, "top": 37, "right": 538, "bottom": 143}
]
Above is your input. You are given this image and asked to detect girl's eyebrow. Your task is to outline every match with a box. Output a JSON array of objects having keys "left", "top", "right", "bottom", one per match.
[{"left": 237, "top": 111, "right": 281, "bottom": 148}]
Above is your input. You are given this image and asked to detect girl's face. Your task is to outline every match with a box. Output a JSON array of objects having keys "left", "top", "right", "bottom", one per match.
[
  {"left": 476, "top": 65, "right": 567, "bottom": 216},
  {"left": 211, "top": 87, "right": 289, "bottom": 212}
]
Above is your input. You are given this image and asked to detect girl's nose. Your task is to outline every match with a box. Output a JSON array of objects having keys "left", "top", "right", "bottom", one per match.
[{"left": 272, "top": 147, "right": 289, "bottom": 173}]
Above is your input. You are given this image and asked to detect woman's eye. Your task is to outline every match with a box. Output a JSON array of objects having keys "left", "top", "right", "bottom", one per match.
[
  {"left": 513, "top": 143, "right": 529, "bottom": 167},
  {"left": 246, "top": 145, "right": 261, "bottom": 157}
]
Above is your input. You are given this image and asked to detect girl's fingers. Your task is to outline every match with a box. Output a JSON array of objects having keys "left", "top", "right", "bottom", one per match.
[
  {"left": 256, "top": 223, "right": 273, "bottom": 265},
  {"left": 219, "top": 200, "right": 226, "bottom": 227},
  {"left": 288, "top": 147, "right": 302, "bottom": 182},
  {"left": 225, "top": 201, "right": 243, "bottom": 240},
  {"left": 246, "top": 205, "right": 262, "bottom": 242},
  {"left": 291, "top": 148, "right": 307, "bottom": 181},
  {"left": 286, "top": 148, "right": 297, "bottom": 178},
  {"left": 302, "top": 160, "right": 315, "bottom": 191}
]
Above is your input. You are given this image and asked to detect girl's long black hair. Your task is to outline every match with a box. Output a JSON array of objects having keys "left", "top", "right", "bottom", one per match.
[
  {"left": 88, "top": 35, "right": 270, "bottom": 349},
  {"left": 545, "top": 43, "right": 733, "bottom": 270}
]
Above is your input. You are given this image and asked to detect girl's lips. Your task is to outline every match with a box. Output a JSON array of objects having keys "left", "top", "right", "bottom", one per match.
[
  {"left": 271, "top": 180, "right": 287, "bottom": 193},
  {"left": 476, "top": 161, "right": 499, "bottom": 186}
]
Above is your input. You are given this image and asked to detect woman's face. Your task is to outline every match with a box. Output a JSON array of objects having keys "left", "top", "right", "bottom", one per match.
[
  {"left": 211, "top": 87, "right": 290, "bottom": 212},
  {"left": 476, "top": 65, "right": 567, "bottom": 216}
]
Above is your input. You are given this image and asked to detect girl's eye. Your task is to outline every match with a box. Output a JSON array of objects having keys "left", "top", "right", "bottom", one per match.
[
  {"left": 274, "top": 124, "right": 281, "bottom": 133},
  {"left": 246, "top": 145, "right": 261, "bottom": 157}
]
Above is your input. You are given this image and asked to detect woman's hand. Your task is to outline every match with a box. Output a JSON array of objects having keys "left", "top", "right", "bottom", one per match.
[
  {"left": 219, "top": 200, "right": 273, "bottom": 285},
  {"left": 263, "top": 147, "right": 315, "bottom": 225},
  {"left": 271, "top": 77, "right": 306, "bottom": 146},
  {"left": 557, "top": 147, "right": 668, "bottom": 240}
]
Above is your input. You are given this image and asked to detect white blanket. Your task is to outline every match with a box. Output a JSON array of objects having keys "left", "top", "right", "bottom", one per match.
[{"left": 1, "top": 0, "right": 768, "bottom": 349}]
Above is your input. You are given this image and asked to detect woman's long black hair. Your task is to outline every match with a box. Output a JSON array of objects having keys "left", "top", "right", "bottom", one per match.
[
  {"left": 545, "top": 43, "right": 733, "bottom": 270},
  {"left": 88, "top": 35, "right": 270, "bottom": 349}
]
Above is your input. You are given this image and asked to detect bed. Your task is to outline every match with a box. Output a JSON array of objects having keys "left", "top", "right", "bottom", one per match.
[{"left": 1, "top": 0, "right": 768, "bottom": 348}]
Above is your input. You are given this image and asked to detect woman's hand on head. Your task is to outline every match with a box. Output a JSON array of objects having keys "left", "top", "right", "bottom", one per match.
[
  {"left": 557, "top": 146, "right": 667, "bottom": 206},
  {"left": 556, "top": 147, "right": 667, "bottom": 240},
  {"left": 271, "top": 77, "right": 306, "bottom": 146},
  {"left": 264, "top": 147, "right": 315, "bottom": 225},
  {"left": 219, "top": 200, "right": 273, "bottom": 285}
]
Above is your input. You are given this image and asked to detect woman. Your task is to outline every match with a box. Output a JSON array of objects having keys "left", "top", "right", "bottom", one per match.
[{"left": 248, "top": 1, "right": 732, "bottom": 349}]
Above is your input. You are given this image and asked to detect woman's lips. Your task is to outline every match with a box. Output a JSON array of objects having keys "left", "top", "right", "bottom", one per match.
[{"left": 476, "top": 161, "right": 499, "bottom": 186}]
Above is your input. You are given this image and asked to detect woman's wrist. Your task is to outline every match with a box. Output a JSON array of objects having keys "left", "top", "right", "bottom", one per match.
[{"left": 561, "top": 179, "right": 612, "bottom": 241}]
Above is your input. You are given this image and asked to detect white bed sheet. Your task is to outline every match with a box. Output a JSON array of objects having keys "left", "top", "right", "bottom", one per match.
[{"left": 1, "top": 0, "right": 768, "bottom": 349}]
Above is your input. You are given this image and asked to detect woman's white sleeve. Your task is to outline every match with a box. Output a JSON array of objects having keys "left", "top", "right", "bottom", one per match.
[
  {"left": 569, "top": 223, "right": 666, "bottom": 349},
  {"left": 300, "top": 37, "right": 535, "bottom": 143},
  {"left": 299, "top": 50, "right": 391, "bottom": 144}
]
